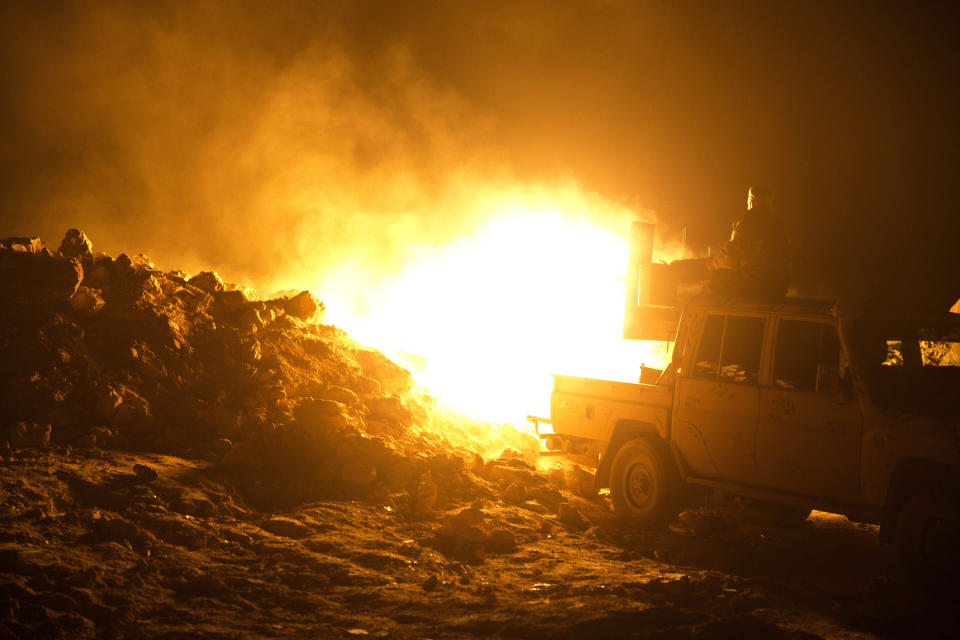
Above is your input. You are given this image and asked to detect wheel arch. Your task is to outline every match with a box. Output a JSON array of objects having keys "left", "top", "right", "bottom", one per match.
[
  {"left": 880, "top": 458, "right": 960, "bottom": 542},
  {"left": 596, "top": 419, "right": 667, "bottom": 489}
]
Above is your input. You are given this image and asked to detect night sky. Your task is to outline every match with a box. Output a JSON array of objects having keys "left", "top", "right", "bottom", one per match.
[{"left": 1, "top": 1, "right": 958, "bottom": 306}]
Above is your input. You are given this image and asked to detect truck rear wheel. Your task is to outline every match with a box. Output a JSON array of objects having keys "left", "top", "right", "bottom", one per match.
[
  {"left": 609, "top": 438, "right": 680, "bottom": 528},
  {"left": 896, "top": 490, "right": 960, "bottom": 585}
]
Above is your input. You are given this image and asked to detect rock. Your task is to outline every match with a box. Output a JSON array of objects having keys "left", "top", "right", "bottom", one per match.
[
  {"left": 501, "top": 481, "right": 528, "bottom": 504},
  {"left": 70, "top": 285, "right": 105, "bottom": 314},
  {"left": 213, "top": 289, "right": 249, "bottom": 313},
  {"left": 422, "top": 575, "right": 440, "bottom": 592},
  {"left": 1, "top": 236, "right": 45, "bottom": 254},
  {"left": 294, "top": 398, "right": 349, "bottom": 432},
  {"left": 558, "top": 503, "right": 588, "bottom": 531},
  {"left": 433, "top": 504, "right": 498, "bottom": 563},
  {"left": 8, "top": 422, "right": 51, "bottom": 449},
  {"left": 484, "top": 459, "right": 538, "bottom": 486},
  {"left": 412, "top": 471, "right": 439, "bottom": 516},
  {"left": 77, "top": 426, "right": 112, "bottom": 448},
  {"left": 319, "top": 386, "right": 360, "bottom": 407},
  {"left": 198, "top": 403, "right": 242, "bottom": 439},
  {"left": 0, "top": 250, "right": 83, "bottom": 303},
  {"left": 96, "top": 385, "right": 153, "bottom": 432},
  {"left": 57, "top": 229, "right": 93, "bottom": 260},
  {"left": 284, "top": 290, "right": 323, "bottom": 321},
  {"left": 211, "top": 438, "right": 233, "bottom": 458},
  {"left": 486, "top": 528, "right": 518, "bottom": 554},
  {"left": 83, "top": 263, "right": 110, "bottom": 288},
  {"left": 143, "top": 514, "right": 207, "bottom": 548},
  {"left": 469, "top": 453, "right": 485, "bottom": 475},
  {"left": 91, "top": 514, "right": 156, "bottom": 548},
  {"left": 357, "top": 349, "right": 413, "bottom": 395},
  {"left": 140, "top": 275, "right": 161, "bottom": 296},
  {"left": 365, "top": 396, "right": 414, "bottom": 429},
  {"left": 188, "top": 270, "right": 225, "bottom": 294},
  {"left": 437, "top": 505, "right": 487, "bottom": 542},
  {"left": 132, "top": 464, "right": 158, "bottom": 483},
  {"left": 261, "top": 516, "right": 312, "bottom": 539},
  {"left": 565, "top": 466, "right": 597, "bottom": 498},
  {"left": 337, "top": 435, "right": 386, "bottom": 485},
  {"left": 528, "top": 486, "right": 565, "bottom": 512}
]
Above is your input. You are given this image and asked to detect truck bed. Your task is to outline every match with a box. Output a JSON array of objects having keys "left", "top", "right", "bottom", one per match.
[{"left": 551, "top": 374, "right": 673, "bottom": 443}]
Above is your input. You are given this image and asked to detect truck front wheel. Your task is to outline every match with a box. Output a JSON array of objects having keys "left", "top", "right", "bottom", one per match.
[{"left": 609, "top": 438, "right": 680, "bottom": 528}]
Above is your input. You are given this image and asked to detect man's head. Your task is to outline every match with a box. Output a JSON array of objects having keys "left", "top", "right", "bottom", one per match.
[{"left": 747, "top": 186, "right": 774, "bottom": 211}]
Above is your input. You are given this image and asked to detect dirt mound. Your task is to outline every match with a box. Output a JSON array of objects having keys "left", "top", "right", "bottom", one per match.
[{"left": 0, "top": 230, "right": 538, "bottom": 512}]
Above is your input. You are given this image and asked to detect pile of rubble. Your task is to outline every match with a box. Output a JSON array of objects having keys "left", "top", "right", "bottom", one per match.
[{"left": 1, "top": 231, "right": 599, "bottom": 546}]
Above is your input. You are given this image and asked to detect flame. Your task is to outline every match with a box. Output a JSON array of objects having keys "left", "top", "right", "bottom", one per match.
[{"left": 313, "top": 185, "right": 675, "bottom": 425}]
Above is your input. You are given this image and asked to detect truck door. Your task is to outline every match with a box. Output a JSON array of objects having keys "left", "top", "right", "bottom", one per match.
[
  {"left": 674, "top": 312, "right": 767, "bottom": 484},
  {"left": 757, "top": 319, "right": 861, "bottom": 503}
]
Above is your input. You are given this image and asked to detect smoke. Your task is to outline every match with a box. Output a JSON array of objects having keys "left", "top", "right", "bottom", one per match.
[{"left": 0, "top": 1, "right": 677, "bottom": 306}]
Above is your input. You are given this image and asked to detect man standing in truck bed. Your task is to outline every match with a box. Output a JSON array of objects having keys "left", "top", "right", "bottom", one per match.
[{"left": 707, "top": 185, "right": 791, "bottom": 297}]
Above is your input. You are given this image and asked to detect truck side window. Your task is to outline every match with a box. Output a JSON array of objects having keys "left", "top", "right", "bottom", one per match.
[
  {"left": 719, "top": 316, "right": 765, "bottom": 384},
  {"left": 773, "top": 320, "right": 840, "bottom": 392},
  {"left": 693, "top": 314, "right": 724, "bottom": 379}
]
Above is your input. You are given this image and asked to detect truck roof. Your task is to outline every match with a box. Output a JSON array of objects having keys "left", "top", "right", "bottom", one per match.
[
  {"left": 687, "top": 295, "right": 836, "bottom": 316},
  {"left": 688, "top": 295, "right": 960, "bottom": 326}
]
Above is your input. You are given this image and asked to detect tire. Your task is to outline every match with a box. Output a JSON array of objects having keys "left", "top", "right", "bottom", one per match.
[
  {"left": 609, "top": 438, "right": 681, "bottom": 528},
  {"left": 896, "top": 490, "right": 960, "bottom": 585}
]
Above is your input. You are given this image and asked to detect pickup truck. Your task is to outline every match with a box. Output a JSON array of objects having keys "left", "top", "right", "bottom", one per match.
[{"left": 539, "top": 224, "right": 960, "bottom": 575}]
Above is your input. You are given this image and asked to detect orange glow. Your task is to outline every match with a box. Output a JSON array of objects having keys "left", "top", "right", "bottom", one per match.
[{"left": 311, "top": 184, "right": 676, "bottom": 425}]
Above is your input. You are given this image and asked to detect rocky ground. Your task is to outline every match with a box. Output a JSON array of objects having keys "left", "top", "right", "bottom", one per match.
[
  {"left": 1, "top": 231, "right": 957, "bottom": 638},
  {"left": 2, "top": 448, "right": 955, "bottom": 639}
]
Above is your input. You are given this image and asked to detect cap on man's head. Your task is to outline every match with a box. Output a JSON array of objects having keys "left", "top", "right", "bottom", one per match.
[{"left": 747, "top": 185, "right": 774, "bottom": 210}]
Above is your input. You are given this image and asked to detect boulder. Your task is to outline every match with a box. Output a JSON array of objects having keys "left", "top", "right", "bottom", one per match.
[
  {"left": 284, "top": 290, "right": 323, "bottom": 321},
  {"left": 57, "top": 229, "right": 93, "bottom": 260},
  {"left": 0, "top": 250, "right": 83, "bottom": 303},
  {"left": 433, "top": 504, "right": 490, "bottom": 563},
  {"left": 96, "top": 385, "right": 153, "bottom": 432},
  {"left": 188, "top": 271, "right": 225, "bottom": 294},
  {"left": 132, "top": 464, "right": 158, "bottom": 483},
  {"left": 70, "top": 286, "right": 105, "bottom": 314}
]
